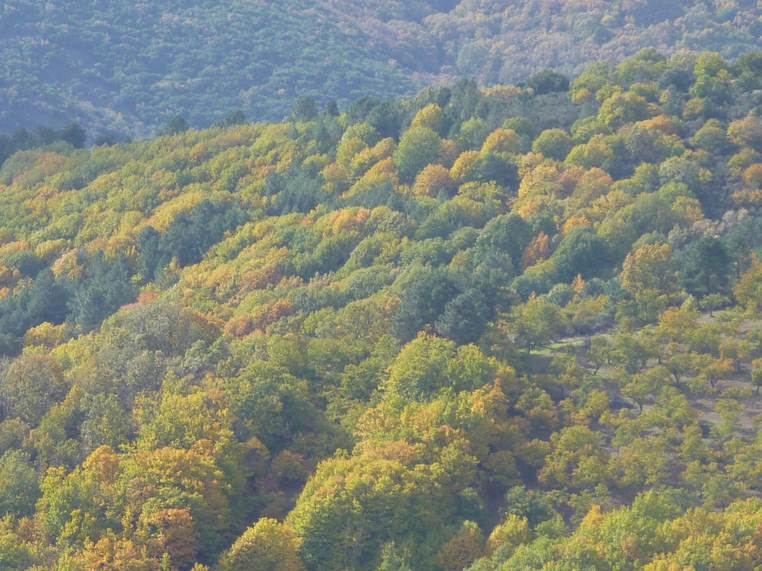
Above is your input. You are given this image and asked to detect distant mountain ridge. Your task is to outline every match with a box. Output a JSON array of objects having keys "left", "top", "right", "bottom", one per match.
[{"left": 0, "top": 0, "right": 758, "bottom": 136}]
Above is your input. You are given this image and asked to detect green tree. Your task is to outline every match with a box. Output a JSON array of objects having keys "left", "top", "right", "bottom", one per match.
[
  {"left": 528, "top": 70, "right": 570, "bottom": 95},
  {"left": 752, "top": 359, "right": 762, "bottom": 393},
  {"left": 539, "top": 425, "right": 609, "bottom": 490},
  {"left": 457, "top": 118, "right": 491, "bottom": 150},
  {"left": 435, "top": 289, "right": 492, "bottom": 344},
  {"left": 293, "top": 97, "right": 319, "bottom": 122},
  {"left": 552, "top": 228, "right": 611, "bottom": 283},
  {"left": 734, "top": 258, "right": 762, "bottom": 312},
  {"left": 476, "top": 213, "right": 533, "bottom": 268},
  {"left": 376, "top": 543, "right": 413, "bottom": 571},
  {"left": 219, "top": 518, "right": 305, "bottom": 571},
  {"left": 0, "top": 450, "right": 39, "bottom": 516},
  {"left": 161, "top": 115, "right": 189, "bottom": 135},
  {"left": 383, "top": 333, "right": 495, "bottom": 403},
  {"left": 68, "top": 254, "right": 138, "bottom": 332},
  {"left": 0, "top": 519, "right": 35, "bottom": 570},
  {"left": 0, "top": 354, "right": 67, "bottom": 425},
  {"left": 598, "top": 92, "right": 652, "bottom": 130},
  {"left": 217, "top": 109, "right": 246, "bottom": 127},
  {"left": 532, "top": 129, "right": 574, "bottom": 161},
  {"left": 393, "top": 266, "right": 460, "bottom": 342},
  {"left": 227, "top": 361, "right": 317, "bottom": 452},
  {"left": 681, "top": 237, "right": 731, "bottom": 297},
  {"left": 288, "top": 443, "right": 475, "bottom": 571},
  {"left": 509, "top": 297, "right": 569, "bottom": 353},
  {"left": 60, "top": 122, "right": 87, "bottom": 148},
  {"left": 394, "top": 127, "right": 442, "bottom": 182}
]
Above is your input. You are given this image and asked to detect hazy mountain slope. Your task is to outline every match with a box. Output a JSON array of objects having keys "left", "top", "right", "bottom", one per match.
[
  {"left": 1, "top": 0, "right": 758, "bottom": 136},
  {"left": 427, "top": 0, "right": 761, "bottom": 84},
  {"left": 0, "top": 0, "right": 422, "bottom": 136}
]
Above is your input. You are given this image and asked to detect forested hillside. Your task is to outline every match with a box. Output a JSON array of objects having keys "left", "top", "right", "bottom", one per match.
[
  {"left": 1, "top": 0, "right": 759, "bottom": 136},
  {"left": 0, "top": 50, "right": 762, "bottom": 569}
]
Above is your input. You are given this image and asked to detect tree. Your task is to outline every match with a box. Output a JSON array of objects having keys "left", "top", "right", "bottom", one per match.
[
  {"left": 217, "top": 110, "right": 246, "bottom": 127},
  {"left": 324, "top": 100, "right": 340, "bottom": 116},
  {"left": 159, "top": 200, "right": 245, "bottom": 265},
  {"left": 658, "top": 157, "right": 711, "bottom": 199},
  {"left": 413, "top": 164, "right": 455, "bottom": 197},
  {"left": 350, "top": 98, "right": 404, "bottom": 139},
  {"left": 71, "top": 534, "right": 165, "bottom": 570},
  {"left": 743, "top": 163, "right": 762, "bottom": 188},
  {"left": 0, "top": 518, "right": 36, "bottom": 569},
  {"left": 521, "top": 233, "right": 551, "bottom": 270},
  {"left": 337, "top": 123, "right": 378, "bottom": 167},
  {"left": 94, "top": 132, "right": 120, "bottom": 146},
  {"left": 435, "top": 289, "right": 491, "bottom": 344},
  {"left": 728, "top": 116, "right": 762, "bottom": 152},
  {"left": 587, "top": 336, "right": 613, "bottom": 375},
  {"left": 383, "top": 333, "right": 494, "bottom": 402},
  {"left": 620, "top": 243, "right": 676, "bottom": 296},
  {"left": 482, "top": 128, "right": 524, "bottom": 155},
  {"left": 137, "top": 226, "right": 163, "bottom": 282},
  {"left": 528, "top": 70, "right": 570, "bottom": 95},
  {"left": 436, "top": 521, "right": 484, "bottom": 571},
  {"left": 141, "top": 508, "right": 198, "bottom": 569},
  {"left": 0, "top": 450, "right": 39, "bottom": 516},
  {"left": 0, "top": 354, "right": 67, "bottom": 425},
  {"left": 392, "top": 266, "right": 460, "bottom": 342},
  {"left": 598, "top": 92, "right": 652, "bottom": 130},
  {"left": 80, "top": 393, "right": 134, "bottom": 453},
  {"left": 219, "top": 518, "right": 305, "bottom": 571},
  {"left": 734, "top": 258, "right": 762, "bottom": 312},
  {"left": 119, "top": 447, "right": 232, "bottom": 561},
  {"left": 161, "top": 115, "right": 189, "bottom": 135},
  {"left": 509, "top": 297, "right": 569, "bottom": 353},
  {"left": 539, "top": 425, "right": 608, "bottom": 490},
  {"left": 288, "top": 441, "right": 476, "bottom": 571},
  {"left": 394, "top": 127, "right": 442, "bottom": 182},
  {"left": 610, "top": 437, "right": 670, "bottom": 490},
  {"left": 473, "top": 153, "right": 519, "bottom": 188},
  {"left": 532, "top": 129, "right": 573, "bottom": 161},
  {"left": 228, "top": 361, "right": 317, "bottom": 452},
  {"left": 27, "top": 268, "right": 69, "bottom": 325},
  {"left": 690, "top": 52, "right": 733, "bottom": 108},
  {"left": 292, "top": 97, "right": 318, "bottom": 122},
  {"left": 503, "top": 486, "right": 554, "bottom": 528},
  {"left": 68, "top": 253, "right": 138, "bottom": 332},
  {"left": 376, "top": 543, "right": 413, "bottom": 571},
  {"left": 411, "top": 104, "right": 445, "bottom": 134},
  {"left": 681, "top": 237, "right": 731, "bottom": 297},
  {"left": 622, "top": 1, "right": 683, "bottom": 25},
  {"left": 552, "top": 228, "right": 611, "bottom": 283},
  {"left": 457, "top": 118, "right": 490, "bottom": 150},
  {"left": 701, "top": 358, "right": 734, "bottom": 390},
  {"left": 476, "top": 213, "right": 533, "bottom": 268},
  {"left": 565, "top": 136, "right": 615, "bottom": 171},
  {"left": 691, "top": 119, "right": 730, "bottom": 152},
  {"left": 485, "top": 514, "right": 532, "bottom": 558},
  {"left": 60, "top": 123, "right": 87, "bottom": 148},
  {"left": 450, "top": 150, "right": 481, "bottom": 183},
  {"left": 752, "top": 359, "right": 762, "bottom": 394}
]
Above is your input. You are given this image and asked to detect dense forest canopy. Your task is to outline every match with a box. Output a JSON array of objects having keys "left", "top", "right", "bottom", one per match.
[
  {"left": 0, "top": 49, "right": 762, "bottom": 569},
  {"left": 0, "top": 0, "right": 760, "bottom": 136}
]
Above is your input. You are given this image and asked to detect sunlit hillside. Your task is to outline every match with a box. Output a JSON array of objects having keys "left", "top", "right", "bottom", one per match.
[{"left": 0, "top": 50, "right": 761, "bottom": 569}]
